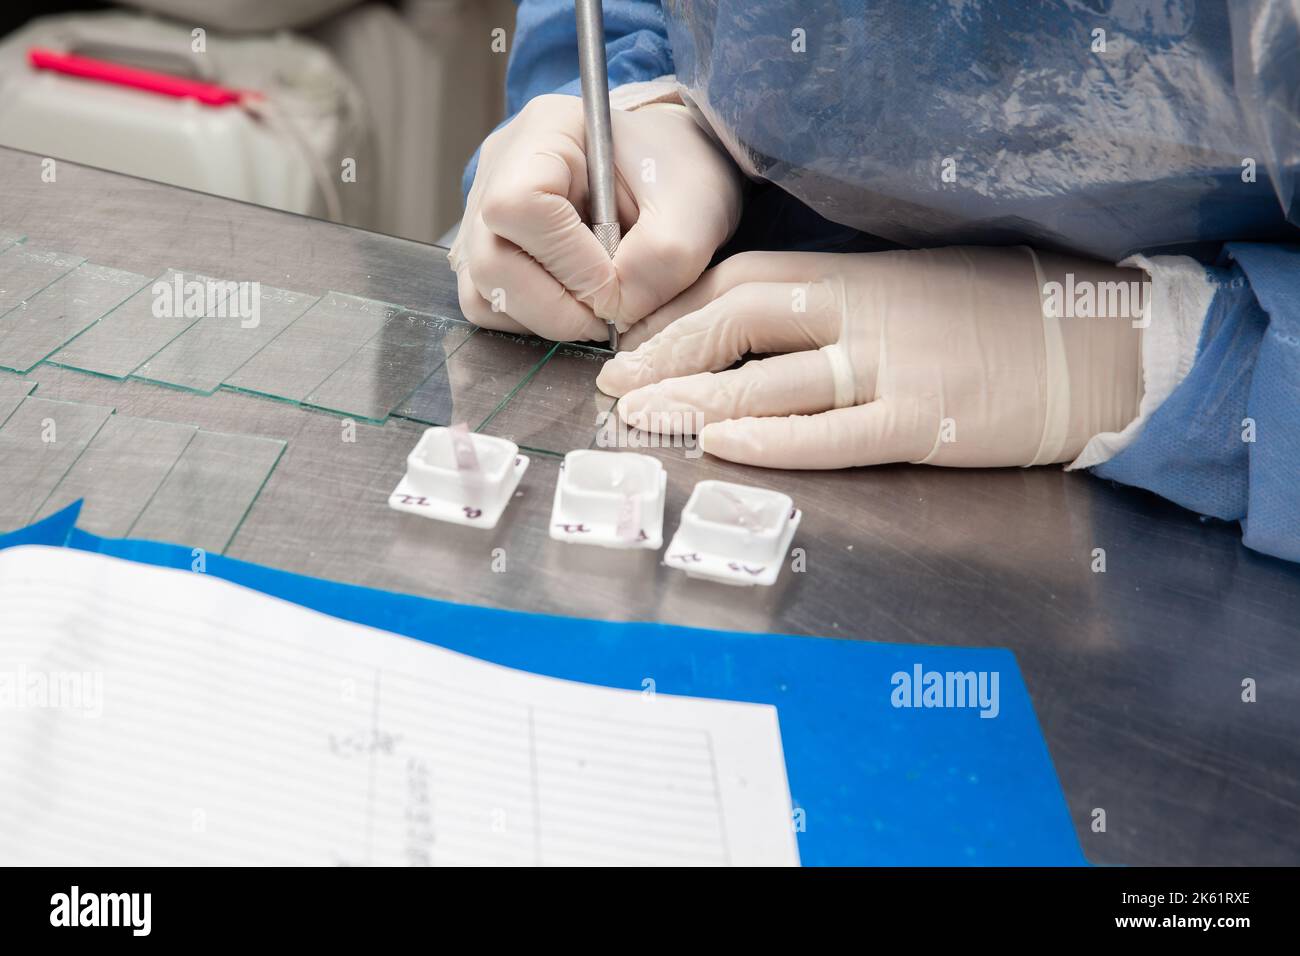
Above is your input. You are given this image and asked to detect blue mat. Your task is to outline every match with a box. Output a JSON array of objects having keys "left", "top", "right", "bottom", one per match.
[{"left": 1, "top": 503, "right": 1086, "bottom": 866}]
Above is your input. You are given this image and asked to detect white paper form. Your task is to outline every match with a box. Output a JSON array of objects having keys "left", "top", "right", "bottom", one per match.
[{"left": 0, "top": 546, "right": 798, "bottom": 866}]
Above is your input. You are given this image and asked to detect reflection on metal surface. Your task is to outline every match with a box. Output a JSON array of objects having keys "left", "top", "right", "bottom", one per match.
[
  {"left": 224, "top": 291, "right": 399, "bottom": 403},
  {"left": 305, "top": 310, "right": 473, "bottom": 423},
  {"left": 393, "top": 328, "right": 550, "bottom": 428},
  {"left": 480, "top": 343, "right": 613, "bottom": 454}
]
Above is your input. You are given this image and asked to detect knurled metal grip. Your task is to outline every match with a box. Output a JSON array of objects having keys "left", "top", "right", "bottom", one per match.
[{"left": 593, "top": 221, "right": 621, "bottom": 258}]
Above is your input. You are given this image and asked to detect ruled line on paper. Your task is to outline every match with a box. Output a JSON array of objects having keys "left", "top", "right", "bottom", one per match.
[{"left": 0, "top": 546, "right": 799, "bottom": 866}]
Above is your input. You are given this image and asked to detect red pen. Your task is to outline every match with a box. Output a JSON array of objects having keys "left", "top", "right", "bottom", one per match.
[{"left": 27, "top": 46, "right": 254, "bottom": 107}]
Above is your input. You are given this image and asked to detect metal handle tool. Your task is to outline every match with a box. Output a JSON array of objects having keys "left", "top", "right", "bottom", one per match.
[{"left": 575, "top": 0, "right": 620, "bottom": 351}]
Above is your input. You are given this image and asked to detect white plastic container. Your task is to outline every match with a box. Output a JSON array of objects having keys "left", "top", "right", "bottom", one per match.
[
  {"left": 0, "top": 13, "right": 368, "bottom": 225},
  {"left": 549, "top": 450, "right": 666, "bottom": 550},
  {"left": 664, "top": 480, "right": 801, "bottom": 586},
  {"left": 388, "top": 426, "right": 528, "bottom": 529}
]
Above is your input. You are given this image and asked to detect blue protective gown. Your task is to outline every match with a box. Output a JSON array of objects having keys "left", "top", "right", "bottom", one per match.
[{"left": 469, "top": 1, "right": 1300, "bottom": 562}]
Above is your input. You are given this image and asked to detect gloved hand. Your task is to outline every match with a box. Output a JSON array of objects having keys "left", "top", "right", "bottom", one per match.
[
  {"left": 449, "top": 94, "right": 744, "bottom": 342},
  {"left": 596, "top": 247, "right": 1146, "bottom": 469}
]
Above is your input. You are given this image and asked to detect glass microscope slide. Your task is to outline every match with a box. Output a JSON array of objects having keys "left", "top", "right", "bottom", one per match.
[
  {"left": 48, "top": 269, "right": 235, "bottom": 379},
  {"left": 393, "top": 329, "right": 553, "bottom": 428},
  {"left": 0, "top": 246, "right": 85, "bottom": 317},
  {"left": 224, "top": 291, "right": 400, "bottom": 404},
  {"left": 127, "top": 429, "right": 286, "bottom": 553},
  {"left": 133, "top": 285, "right": 319, "bottom": 394},
  {"left": 0, "top": 263, "right": 152, "bottom": 373},
  {"left": 479, "top": 343, "right": 613, "bottom": 454},
  {"left": 303, "top": 310, "right": 474, "bottom": 423},
  {"left": 0, "top": 396, "right": 113, "bottom": 531},
  {"left": 36, "top": 415, "right": 199, "bottom": 537},
  {"left": 0, "top": 376, "right": 35, "bottom": 428}
]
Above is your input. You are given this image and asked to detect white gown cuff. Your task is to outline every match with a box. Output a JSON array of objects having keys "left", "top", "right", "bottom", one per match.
[
  {"left": 609, "top": 76, "right": 682, "bottom": 110},
  {"left": 1066, "top": 254, "right": 1217, "bottom": 471}
]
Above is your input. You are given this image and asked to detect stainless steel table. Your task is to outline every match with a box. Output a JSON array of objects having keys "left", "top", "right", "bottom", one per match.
[{"left": 2, "top": 146, "right": 1297, "bottom": 865}]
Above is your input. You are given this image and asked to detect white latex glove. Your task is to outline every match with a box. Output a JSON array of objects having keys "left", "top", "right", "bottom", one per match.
[
  {"left": 596, "top": 247, "right": 1146, "bottom": 469},
  {"left": 449, "top": 94, "right": 744, "bottom": 342}
]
